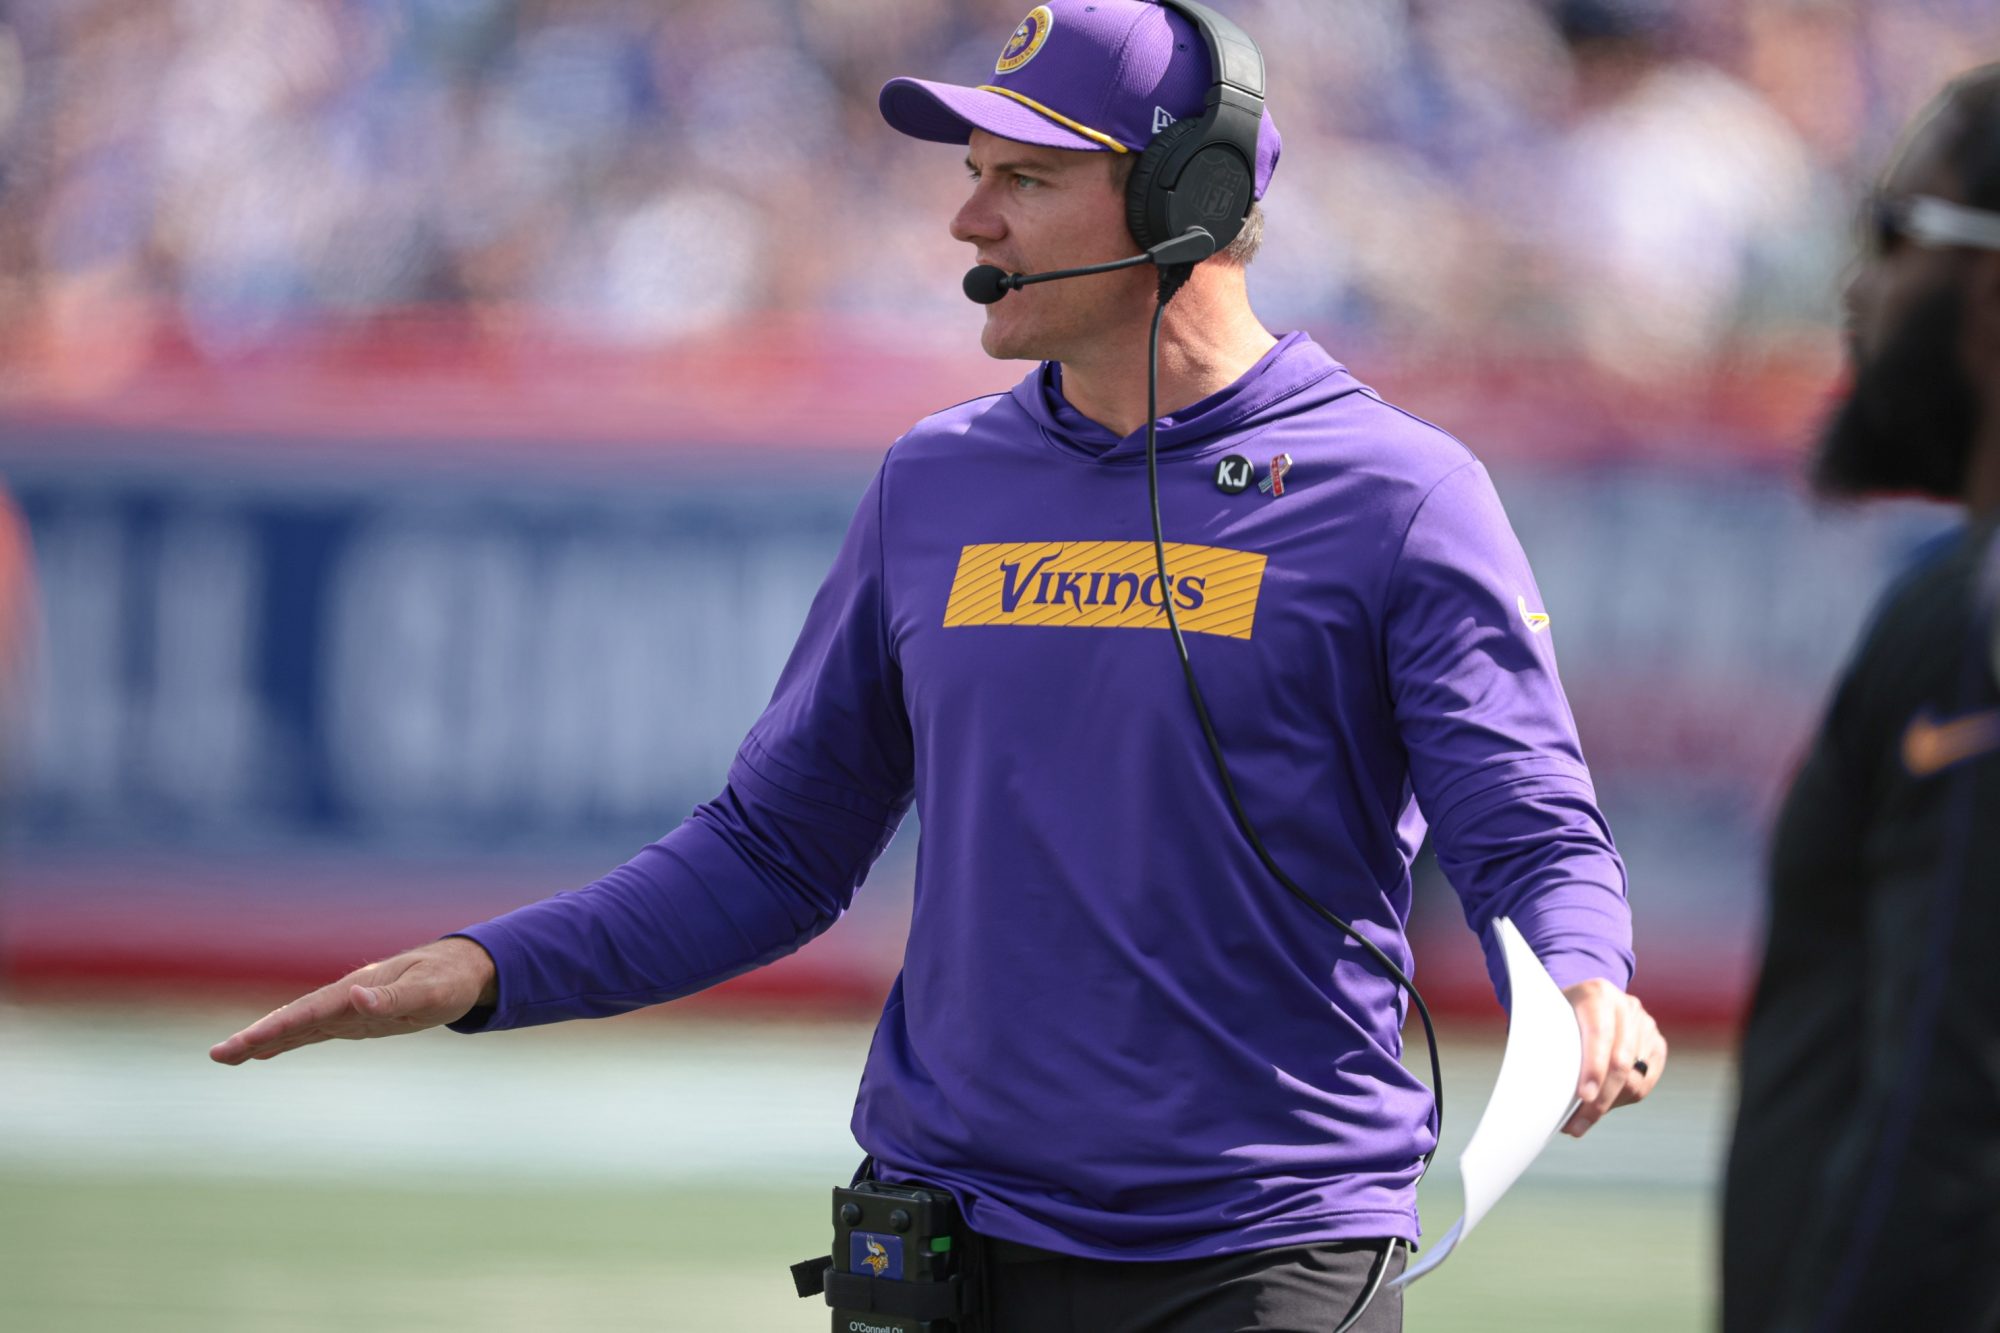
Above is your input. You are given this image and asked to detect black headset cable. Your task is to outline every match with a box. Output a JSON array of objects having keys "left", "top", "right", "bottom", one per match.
[{"left": 1142, "top": 270, "right": 1438, "bottom": 1331}]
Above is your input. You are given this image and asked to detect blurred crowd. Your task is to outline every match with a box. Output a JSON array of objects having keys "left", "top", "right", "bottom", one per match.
[{"left": 3, "top": 0, "right": 1998, "bottom": 384}]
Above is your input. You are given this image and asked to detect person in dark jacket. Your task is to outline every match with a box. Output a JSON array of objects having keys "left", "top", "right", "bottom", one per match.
[{"left": 1723, "top": 62, "right": 2000, "bottom": 1333}]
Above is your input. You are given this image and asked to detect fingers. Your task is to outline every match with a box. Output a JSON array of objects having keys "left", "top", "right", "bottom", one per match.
[
  {"left": 1572, "top": 1003, "right": 1632, "bottom": 1136},
  {"left": 210, "top": 961, "right": 396, "bottom": 1065},
  {"left": 245, "top": 1029, "right": 336, "bottom": 1061},
  {"left": 1563, "top": 1005, "right": 1624, "bottom": 1136},
  {"left": 209, "top": 982, "right": 365, "bottom": 1066},
  {"left": 1574, "top": 988, "right": 1618, "bottom": 1105},
  {"left": 1560, "top": 979, "right": 1619, "bottom": 1137},
  {"left": 1614, "top": 1014, "right": 1667, "bottom": 1109},
  {"left": 210, "top": 947, "right": 485, "bottom": 1066},
  {"left": 1561, "top": 988, "right": 1667, "bottom": 1137}
]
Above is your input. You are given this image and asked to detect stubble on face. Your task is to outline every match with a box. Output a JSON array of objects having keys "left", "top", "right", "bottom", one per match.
[{"left": 955, "top": 131, "right": 1152, "bottom": 364}]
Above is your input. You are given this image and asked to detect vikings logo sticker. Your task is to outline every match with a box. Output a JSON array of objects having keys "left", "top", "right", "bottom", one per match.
[
  {"left": 850, "top": 1231, "right": 904, "bottom": 1280},
  {"left": 997, "top": 6, "right": 1054, "bottom": 74}
]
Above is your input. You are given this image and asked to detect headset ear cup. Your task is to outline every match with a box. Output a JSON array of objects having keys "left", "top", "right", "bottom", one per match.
[{"left": 1125, "top": 118, "right": 1206, "bottom": 252}]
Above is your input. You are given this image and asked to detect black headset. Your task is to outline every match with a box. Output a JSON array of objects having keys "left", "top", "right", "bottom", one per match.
[{"left": 1124, "top": 0, "right": 1266, "bottom": 259}]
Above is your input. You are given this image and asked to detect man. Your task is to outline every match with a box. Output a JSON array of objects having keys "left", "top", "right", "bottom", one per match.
[
  {"left": 212, "top": 4, "right": 1664, "bottom": 1328},
  {"left": 1723, "top": 65, "right": 2000, "bottom": 1333}
]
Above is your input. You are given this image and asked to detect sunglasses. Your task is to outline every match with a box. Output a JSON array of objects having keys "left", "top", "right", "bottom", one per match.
[{"left": 1867, "top": 192, "right": 2000, "bottom": 256}]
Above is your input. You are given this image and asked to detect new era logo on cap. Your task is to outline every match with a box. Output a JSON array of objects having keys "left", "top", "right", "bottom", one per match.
[{"left": 1153, "top": 105, "right": 1176, "bottom": 133}]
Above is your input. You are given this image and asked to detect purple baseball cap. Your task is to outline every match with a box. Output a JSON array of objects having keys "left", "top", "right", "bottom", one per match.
[{"left": 880, "top": 0, "right": 1281, "bottom": 200}]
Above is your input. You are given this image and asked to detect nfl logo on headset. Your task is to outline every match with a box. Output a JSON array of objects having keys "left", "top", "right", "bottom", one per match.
[{"left": 1190, "top": 156, "right": 1250, "bottom": 225}]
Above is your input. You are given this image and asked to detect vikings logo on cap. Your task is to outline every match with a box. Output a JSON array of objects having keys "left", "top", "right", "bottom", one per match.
[{"left": 996, "top": 5, "right": 1054, "bottom": 75}]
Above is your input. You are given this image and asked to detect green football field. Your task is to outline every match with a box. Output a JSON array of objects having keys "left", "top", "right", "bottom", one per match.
[
  {"left": 0, "top": 1005, "right": 1724, "bottom": 1331},
  {"left": 0, "top": 1171, "right": 1710, "bottom": 1331}
]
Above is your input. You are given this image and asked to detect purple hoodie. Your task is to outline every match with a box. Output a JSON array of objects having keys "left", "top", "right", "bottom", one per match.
[{"left": 452, "top": 332, "right": 1633, "bottom": 1258}]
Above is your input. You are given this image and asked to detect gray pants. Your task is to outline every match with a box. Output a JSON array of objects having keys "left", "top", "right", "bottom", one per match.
[{"left": 977, "top": 1235, "right": 1405, "bottom": 1333}]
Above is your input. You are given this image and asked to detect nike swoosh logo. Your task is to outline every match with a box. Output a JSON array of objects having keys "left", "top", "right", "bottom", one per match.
[
  {"left": 1516, "top": 594, "right": 1550, "bottom": 633},
  {"left": 1901, "top": 707, "right": 2000, "bottom": 778}
]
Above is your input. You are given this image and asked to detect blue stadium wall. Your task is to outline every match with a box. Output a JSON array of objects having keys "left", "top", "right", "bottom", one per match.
[{"left": 0, "top": 407, "right": 1950, "bottom": 1031}]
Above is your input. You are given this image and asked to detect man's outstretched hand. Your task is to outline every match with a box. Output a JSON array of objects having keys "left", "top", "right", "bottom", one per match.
[{"left": 209, "top": 936, "right": 499, "bottom": 1066}]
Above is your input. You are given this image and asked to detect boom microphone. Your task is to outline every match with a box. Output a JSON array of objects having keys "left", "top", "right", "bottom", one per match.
[
  {"left": 961, "top": 228, "right": 1219, "bottom": 304},
  {"left": 961, "top": 263, "right": 1016, "bottom": 304}
]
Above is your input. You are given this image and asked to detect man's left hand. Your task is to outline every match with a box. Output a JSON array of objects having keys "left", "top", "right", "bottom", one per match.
[{"left": 1559, "top": 979, "right": 1666, "bottom": 1137}]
